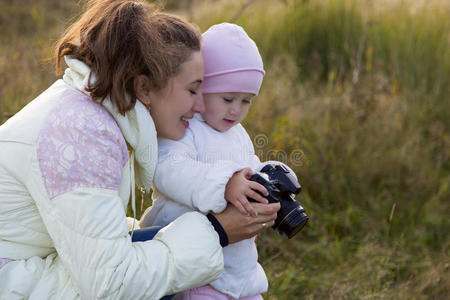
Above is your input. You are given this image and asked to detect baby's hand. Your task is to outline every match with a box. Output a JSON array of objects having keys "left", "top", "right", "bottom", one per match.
[{"left": 225, "top": 168, "right": 269, "bottom": 216}]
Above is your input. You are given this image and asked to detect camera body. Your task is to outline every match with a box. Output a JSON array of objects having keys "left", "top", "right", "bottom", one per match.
[{"left": 248, "top": 164, "right": 308, "bottom": 239}]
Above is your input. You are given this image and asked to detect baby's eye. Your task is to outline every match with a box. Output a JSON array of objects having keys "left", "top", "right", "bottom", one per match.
[
  {"left": 223, "top": 97, "right": 233, "bottom": 103},
  {"left": 189, "top": 90, "right": 197, "bottom": 95}
]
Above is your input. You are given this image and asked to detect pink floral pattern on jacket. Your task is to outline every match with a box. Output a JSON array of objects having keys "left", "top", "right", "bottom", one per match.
[{"left": 37, "top": 89, "right": 128, "bottom": 200}]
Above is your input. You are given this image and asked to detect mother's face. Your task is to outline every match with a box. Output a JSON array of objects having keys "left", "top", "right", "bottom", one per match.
[{"left": 148, "top": 51, "right": 205, "bottom": 140}]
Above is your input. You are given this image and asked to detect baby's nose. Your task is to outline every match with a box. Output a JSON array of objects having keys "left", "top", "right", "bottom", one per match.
[{"left": 230, "top": 104, "right": 240, "bottom": 115}]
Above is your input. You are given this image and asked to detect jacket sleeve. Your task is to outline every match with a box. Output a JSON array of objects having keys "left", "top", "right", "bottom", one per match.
[
  {"left": 44, "top": 191, "right": 223, "bottom": 299},
  {"left": 240, "top": 125, "right": 262, "bottom": 170},
  {"left": 34, "top": 109, "right": 223, "bottom": 299},
  {"left": 154, "top": 129, "right": 243, "bottom": 214}
]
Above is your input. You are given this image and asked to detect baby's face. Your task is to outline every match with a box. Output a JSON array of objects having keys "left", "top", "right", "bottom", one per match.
[{"left": 201, "top": 92, "right": 254, "bottom": 132}]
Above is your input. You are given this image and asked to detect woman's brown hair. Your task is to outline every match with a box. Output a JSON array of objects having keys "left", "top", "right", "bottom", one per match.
[{"left": 56, "top": 0, "right": 201, "bottom": 114}]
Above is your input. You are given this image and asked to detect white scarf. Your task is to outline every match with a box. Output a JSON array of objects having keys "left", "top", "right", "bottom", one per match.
[{"left": 62, "top": 56, "right": 158, "bottom": 225}]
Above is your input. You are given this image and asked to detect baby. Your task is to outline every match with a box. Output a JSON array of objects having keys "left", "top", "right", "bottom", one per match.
[{"left": 141, "top": 23, "right": 292, "bottom": 299}]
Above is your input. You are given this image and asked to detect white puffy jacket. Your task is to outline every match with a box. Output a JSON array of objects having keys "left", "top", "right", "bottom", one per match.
[{"left": 0, "top": 57, "right": 223, "bottom": 299}]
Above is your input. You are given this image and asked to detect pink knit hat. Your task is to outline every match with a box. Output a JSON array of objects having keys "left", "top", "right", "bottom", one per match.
[{"left": 201, "top": 23, "right": 265, "bottom": 95}]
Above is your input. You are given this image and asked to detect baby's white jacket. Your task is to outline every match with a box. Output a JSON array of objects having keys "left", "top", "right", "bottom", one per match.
[{"left": 140, "top": 114, "right": 268, "bottom": 298}]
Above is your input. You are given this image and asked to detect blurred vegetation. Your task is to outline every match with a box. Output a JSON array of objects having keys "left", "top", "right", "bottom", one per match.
[{"left": 1, "top": 0, "right": 449, "bottom": 299}]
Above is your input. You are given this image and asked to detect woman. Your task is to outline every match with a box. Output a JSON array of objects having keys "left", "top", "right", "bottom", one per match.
[{"left": 0, "top": 0, "right": 279, "bottom": 299}]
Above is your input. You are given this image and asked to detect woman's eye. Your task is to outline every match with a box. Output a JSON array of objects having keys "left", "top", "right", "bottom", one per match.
[
  {"left": 243, "top": 99, "right": 251, "bottom": 104},
  {"left": 223, "top": 98, "right": 233, "bottom": 103},
  {"left": 189, "top": 90, "right": 197, "bottom": 95}
]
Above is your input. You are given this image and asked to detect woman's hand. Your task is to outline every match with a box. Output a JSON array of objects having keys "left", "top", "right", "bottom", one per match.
[
  {"left": 212, "top": 202, "right": 280, "bottom": 244},
  {"left": 225, "top": 168, "right": 269, "bottom": 216}
]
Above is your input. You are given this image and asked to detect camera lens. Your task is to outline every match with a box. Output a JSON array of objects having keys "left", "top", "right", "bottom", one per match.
[{"left": 274, "top": 199, "right": 309, "bottom": 239}]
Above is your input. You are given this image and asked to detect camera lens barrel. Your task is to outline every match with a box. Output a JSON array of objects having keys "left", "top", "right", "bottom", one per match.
[{"left": 274, "top": 200, "right": 309, "bottom": 239}]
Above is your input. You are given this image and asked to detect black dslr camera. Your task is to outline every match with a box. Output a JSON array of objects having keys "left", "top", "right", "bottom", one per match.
[{"left": 248, "top": 164, "right": 308, "bottom": 239}]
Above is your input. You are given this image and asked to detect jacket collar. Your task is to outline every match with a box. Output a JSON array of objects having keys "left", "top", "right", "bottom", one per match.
[{"left": 62, "top": 56, "right": 157, "bottom": 193}]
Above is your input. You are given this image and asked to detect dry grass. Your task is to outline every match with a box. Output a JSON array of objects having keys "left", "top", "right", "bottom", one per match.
[{"left": 1, "top": 0, "right": 449, "bottom": 298}]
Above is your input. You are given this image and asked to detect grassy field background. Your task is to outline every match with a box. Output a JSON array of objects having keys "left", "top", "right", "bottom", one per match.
[{"left": 1, "top": 0, "right": 449, "bottom": 299}]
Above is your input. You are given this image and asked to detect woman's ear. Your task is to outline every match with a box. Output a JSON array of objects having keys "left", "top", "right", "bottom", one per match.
[{"left": 134, "top": 75, "right": 152, "bottom": 108}]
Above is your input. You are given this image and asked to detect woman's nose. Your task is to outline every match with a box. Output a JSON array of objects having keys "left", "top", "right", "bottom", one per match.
[{"left": 193, "top": 94, "right": 205, "bottom": 114}]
